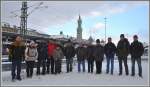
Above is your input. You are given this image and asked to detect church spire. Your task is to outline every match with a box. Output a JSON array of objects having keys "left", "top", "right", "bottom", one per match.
[
  {"left": 79, "top": 14, "right": 81, "bottom": 20},
  {"left": 77, "top": 14, "right": 82, "bottom": 42},
  {"left": 78, "top": 14, "right": 82, "bottom": 27}
]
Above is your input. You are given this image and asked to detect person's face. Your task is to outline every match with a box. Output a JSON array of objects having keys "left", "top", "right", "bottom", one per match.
[
  {"left": 31, "top": 43, "right": 35, "bottom": 47},
  {"left": 108, "top": 38, "right": 112, "bottom": 43},
  {"left": 16, "top": 36, "right": 22, "bottom": 42},
  {"left": 120, "top": 36, "right": 124, "bottom": 40},
  {"left": 133, "top": 37, "right": 138, "bottom": 41}
]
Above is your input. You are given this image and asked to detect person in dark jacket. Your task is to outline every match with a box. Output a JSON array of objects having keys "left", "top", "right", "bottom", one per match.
[
  {"left": 8, "top": 35, "right": 25, "bottom": 81},
  {"left": 130, "top": 35, "right": 144, "bottom": 77},
  {"left": 64, "top": 39, "right": 76, "bottom": 73},
  {"left": 36, "top": 41, "right": 48, "bottom": 75},
  {"left": 76, "top": 44, "right": 86, "bottom": 72},
  {"left": 93, "top": 39, "right": 104, "bottom": 74},
  {"left": 117, "top": 34, "right": 130, "bottom": 76},
  {"left": 104, "top": 37, "right": 116, "bottom": 75},
  {"left": 87, "top": 44, "right": 95, "bottom": 73}
]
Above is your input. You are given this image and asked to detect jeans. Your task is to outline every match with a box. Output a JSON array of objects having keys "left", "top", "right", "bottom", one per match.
[
  {"left": 106, "top": 56, "right": 114, "bottom": 74},
  {"left": 118, "top": 57, "right": 129, "bottom": 75},
  {"left": 11, "top": 59, "right": 22, "bottom": 79},
  {"left": 131, "top": 57, "right": 142, "bottom": 76},
  {"left": 78, "top": 60, "right": 85, "bottom": 72},
  {"left": 66, "top": 58, "right": 73, "bottom": 72}
]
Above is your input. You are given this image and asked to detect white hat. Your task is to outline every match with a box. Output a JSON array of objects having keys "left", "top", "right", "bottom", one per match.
[{"left": 30, "top": 40, "right": 35, "bottom": 45}]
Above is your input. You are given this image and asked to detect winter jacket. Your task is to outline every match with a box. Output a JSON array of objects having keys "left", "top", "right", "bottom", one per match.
[
  {"left": 64, "top": 42, "right": 75, "bottom": 59},
  {"left": 25, "top": 46, "right": 38, "bottom": 61},
  {"left": 37, "top": 42, "right": 48, "bottom": 60},
  {"left": 104, "top": 42, "right": 117, "bottom": 57},
  {"left": 53, "top": 48, "right": 64, "bottom": 61},
  {"left": 130, "top": 41, "right": 144, "bottom": 58},
  {"left": 93, "top": 44, "right": 104, "bottom": 61},
  {"left": 76, "top": 46, "right": 87, "bottom": 61},
  {"left": 86, "top": 45, "right": 95, "bottom": 61},
  {"left": 8, "top": 41, "right": 25, "bottom": 61},
  {"left": 117, "top": 38, "right": 130, "bottom": 57},
  {"left": 48, "top": 43, "right": 57, "bottom": 57}
]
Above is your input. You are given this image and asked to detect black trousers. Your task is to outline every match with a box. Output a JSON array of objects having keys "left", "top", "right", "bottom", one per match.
[
  {"left": 47, "top": 57, "right": 54, "bottom": 74},
  {"left": 11, "top": 59, "right": 22, "bottom": 79},
  {"left": 26, "top": 61, "right": 35, "bottom": 77},
  {"left": 118, "top": 57, "right": 129, "bottom": 75},
  {"left": 36, "top": 59, "right": 46, "bottom": 75},
  {"left": 87, "top": 59, "right": 94, "bottom": 73},
  {"left": 95, "top": 61, "right": 102, "bottom": 74},
  {"left": 66, "top": 58, "right": 73, "bottom": 72},
  {"left": 54, "top": 59, "right": 61, "bottom": 74},
  {"left": 131, "top": 57, "right": 142, "bottom": 76}
]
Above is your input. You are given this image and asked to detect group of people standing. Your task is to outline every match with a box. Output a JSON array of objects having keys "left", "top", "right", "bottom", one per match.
[{"left": 8, "top": 34, "right": 144, "bottom": 82}]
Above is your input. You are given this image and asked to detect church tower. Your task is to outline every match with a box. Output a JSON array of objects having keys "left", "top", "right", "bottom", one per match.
[{"left": 77, "top": 14, "right": 82, "bottom": 42}]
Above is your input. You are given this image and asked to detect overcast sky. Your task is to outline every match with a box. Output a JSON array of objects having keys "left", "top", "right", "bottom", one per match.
[{"left": 1, "top": 1, "right": 149, "bottom": 44}]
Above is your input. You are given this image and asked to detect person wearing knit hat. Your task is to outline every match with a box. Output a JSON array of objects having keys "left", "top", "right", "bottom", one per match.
[
  {"left": 117, "top": 34, "right": 130, "bottom": 76},
  {"left": 96, "top": 39, "right": 100, "bottom": 44},
  {"left": 93, "top": 39, "right": 104, "bottom": 74},
  {"left": 25, "top": 40, "right": 38, "bottom": 78}
]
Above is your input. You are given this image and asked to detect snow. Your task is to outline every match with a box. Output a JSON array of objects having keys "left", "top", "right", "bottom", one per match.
[{"left": 1, "top": 60, "right": 149, "bottom": 86}]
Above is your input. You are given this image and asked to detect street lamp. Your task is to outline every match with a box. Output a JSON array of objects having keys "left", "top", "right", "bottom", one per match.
[{"left": 104, "top": 17, "right": 107, "bottom": 44}]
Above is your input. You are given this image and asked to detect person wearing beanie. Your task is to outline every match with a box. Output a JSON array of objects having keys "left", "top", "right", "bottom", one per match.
[
  {"left": 25, "top": 40, "right": 38, "bottom": 78},
  {"left": 93, "top": 39, "right": 104, "bottom": 74},
  {"left": 117, "top": 34, "right": 130, "bottom": 76},
  {"left": 130, "top": 35, "right": 144, "bottom": 77}
]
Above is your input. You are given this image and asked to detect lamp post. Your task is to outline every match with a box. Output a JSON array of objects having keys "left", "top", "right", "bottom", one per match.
[{"left": 104, "top": 17, "right": 107, "bottom": 44}]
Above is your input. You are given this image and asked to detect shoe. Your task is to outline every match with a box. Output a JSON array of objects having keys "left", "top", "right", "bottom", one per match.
[
  {"left": 16, "top": 77, "right": 22, "bottom": 81},
  {"left": 131, "top": 74, "right": 135, "bottom": 76},
  {"left": 126, "top": 73, "right": 129, "bottom": 76},
  {"left": 47, "top": 71, "right": 50, "bottom": 74},
  {"left": 12, "top": 78, "right": 15, "bottom": 82},
  {"left": 139, "top": 74, "right": 143, "bottom": 78},
  {"left": 119, "top": 73, "right": 122, "bottom": 76},
  {"left": 42, "top": 73, "right": 45, "bottom": 75}
]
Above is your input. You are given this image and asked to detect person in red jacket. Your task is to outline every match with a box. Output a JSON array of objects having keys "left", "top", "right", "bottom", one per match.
[{"left": 46, "top": 40, "right": 57, "bottom": 74}]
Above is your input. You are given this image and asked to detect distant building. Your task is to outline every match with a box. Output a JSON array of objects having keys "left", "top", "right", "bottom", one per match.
[
  {"left": 88, "top": 36, "right": 94, "bottom": 44},
  {"left": 77, "top": 15, "right": 82, "bottom": 42}
]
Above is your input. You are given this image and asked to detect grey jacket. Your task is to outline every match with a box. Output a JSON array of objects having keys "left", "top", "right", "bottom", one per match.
[{"left": 53, "top": 48, "right": 64, "bottom": 61}]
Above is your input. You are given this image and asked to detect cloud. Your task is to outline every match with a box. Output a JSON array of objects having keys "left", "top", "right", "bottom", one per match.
[
  {"left": 1, "top": 1, "right": 149, "bottom": 38},
  {"left": 89, "top": 22, "right": 105, "bottom": 33}
]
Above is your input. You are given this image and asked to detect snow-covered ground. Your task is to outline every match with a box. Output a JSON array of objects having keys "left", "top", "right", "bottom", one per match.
[{"left": 1, "top": 60, "right": 149, "bottom": 86}]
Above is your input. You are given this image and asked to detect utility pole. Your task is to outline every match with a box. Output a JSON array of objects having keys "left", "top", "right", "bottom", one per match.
[
  {"left": 20, "top": 1, "right": 27, "bottom": 43},
  {"left": 104, "top": 17, "right": 107, "bottom": 44}
]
